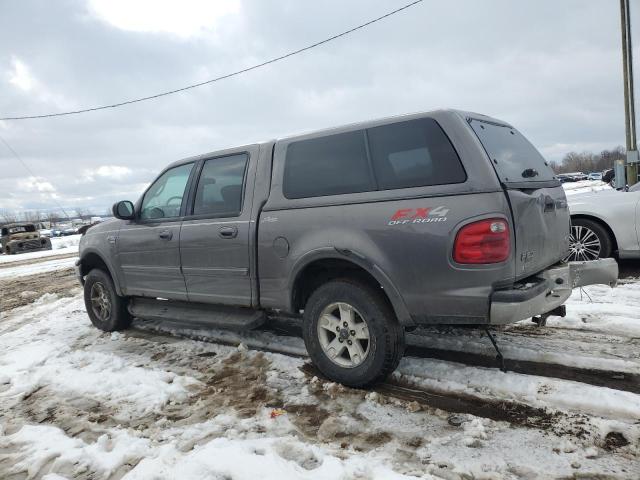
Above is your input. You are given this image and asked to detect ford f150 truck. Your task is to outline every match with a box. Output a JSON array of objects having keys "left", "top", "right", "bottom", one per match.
[{"left": 76, "top": 110, "right": 618, "bottom": 387}]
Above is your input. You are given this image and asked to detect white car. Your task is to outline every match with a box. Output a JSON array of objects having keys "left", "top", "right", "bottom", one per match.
[{"left": 567, "top": 188, "right": 640, "bottom": 261}]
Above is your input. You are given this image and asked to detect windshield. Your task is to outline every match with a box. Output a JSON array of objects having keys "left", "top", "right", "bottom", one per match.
[
  {"left": 8, "top": 225, "right": 35, "bottom": 233},
  {"left": 469, "top": 119, "right": 556, "bottom": 184}
]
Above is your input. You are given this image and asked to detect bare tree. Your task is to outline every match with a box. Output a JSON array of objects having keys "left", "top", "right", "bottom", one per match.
[
  {"left": 0, "top": 209, "right": 17, "bottom": 224},
  {"left": 23, "top": 210, "right": 41, "bottom": 222},
  {"left": 552, "top": 146, "right": 626, "bottom": 174},
  {"left": 74, "top": 207, "right": 89, "bottom": 219}
]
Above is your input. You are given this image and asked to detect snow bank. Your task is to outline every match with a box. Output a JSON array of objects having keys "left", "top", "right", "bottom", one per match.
[
  {"left": 0, "top": 235, "right": 80, "bottom": 264},
  {"left": 0, "top": 297, "right": 200, "bottom": 418},
  {"left": 0, "top": 256, "right": 77, "bottom": 279},
  {"left": 563, "top": 180, "right": 612, "bottom": 196},
  {"left": 554, "top": 282, "right": 640, "bottom": 337}
]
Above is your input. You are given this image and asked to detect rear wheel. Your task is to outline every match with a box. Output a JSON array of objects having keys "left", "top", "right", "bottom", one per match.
[
  {"left": 84, "top": 269, "right": 131, "bottom": 332},
  {"left": 302, "top": 280, "right": 404, "bottom": 387},
  {"left": 566, "top": 218, "right": 612, "bottom": 261}
]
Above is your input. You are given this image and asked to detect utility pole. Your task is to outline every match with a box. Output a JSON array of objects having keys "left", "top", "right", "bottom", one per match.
[{"left": 620, "top": 0, "right": 638, "bottom": 185}]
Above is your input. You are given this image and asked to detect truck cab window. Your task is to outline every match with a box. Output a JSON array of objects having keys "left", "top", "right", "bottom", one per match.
[
  {"left": 140, "top": 163, "right": 194, "bottom": 220},
  {"left": 193, "top": 153, "right": 248, "bottom": 217}
]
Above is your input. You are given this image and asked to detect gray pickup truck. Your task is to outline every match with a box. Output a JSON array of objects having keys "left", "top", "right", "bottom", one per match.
[{"left": 76, "top": 110, "right": 617, "bottom": 386}]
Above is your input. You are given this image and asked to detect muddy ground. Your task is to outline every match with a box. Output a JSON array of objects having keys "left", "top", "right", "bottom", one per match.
[
  {"left": 0, "top": 267, "right": 78, "bottom": 311},
  {"left": 0, "top": 253, "right": 639, "bottom": 479}
]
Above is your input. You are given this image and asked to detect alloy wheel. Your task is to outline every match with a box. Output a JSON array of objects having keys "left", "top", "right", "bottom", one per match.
[
  {"left": 90, "top": 282, "right": 112, "bottom": 322},
  {"left": 317, "top": 302, "right": 370, "bottom": 368},
  {"left": 566, "top": 224, "right": 601, "bottom": 261}
]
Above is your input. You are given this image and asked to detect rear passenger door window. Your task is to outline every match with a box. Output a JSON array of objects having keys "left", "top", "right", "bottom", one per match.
[
  {"left": 367, "top": 118, "right": 466, "bottom": 190},
  {"left": 193, "top": 153, "right": 248, "bottom": 217},
  {"left": 283, "top": 131, "right": 373, "bottom": 199}
]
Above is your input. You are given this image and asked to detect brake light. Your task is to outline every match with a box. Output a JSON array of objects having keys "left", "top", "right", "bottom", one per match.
[{"left": 453, "top": 218, "right": 510, "bottom": 264}]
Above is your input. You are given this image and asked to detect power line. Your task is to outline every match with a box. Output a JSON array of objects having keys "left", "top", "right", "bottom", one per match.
[
  {"left": 0, "top": 134, "right": 71, "bottom": 219},
  {"left": 0, "top": 0, "right": 423, "bottom": 121}
]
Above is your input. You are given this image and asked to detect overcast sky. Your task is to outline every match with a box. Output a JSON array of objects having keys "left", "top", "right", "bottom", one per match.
[{"left": 0, "top": 0, "right": 638, "bottom": 214}]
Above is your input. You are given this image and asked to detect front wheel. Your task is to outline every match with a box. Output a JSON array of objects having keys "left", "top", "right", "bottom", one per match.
[
  {"left": 566, "top": 218, "right": 612, "bottom": 261},
  {"left": 302, "top": 280, "right": 405, "bottom": 388},
  {"left": 83, "top": 269, "right": 132, "bottom": 332}
]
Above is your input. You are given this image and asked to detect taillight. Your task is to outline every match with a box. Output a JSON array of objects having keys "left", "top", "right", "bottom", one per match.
[{"left": 453, "top": 218, "right": 510, "bottom": 264}]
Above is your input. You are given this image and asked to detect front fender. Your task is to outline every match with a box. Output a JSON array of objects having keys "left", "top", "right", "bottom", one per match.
[{"left": 78, "top": 248, "right": 125, "bottom": 296}]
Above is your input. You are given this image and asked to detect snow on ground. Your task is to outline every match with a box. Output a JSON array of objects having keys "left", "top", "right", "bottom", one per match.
[
  {"left": 1, "top": 293, "right": 638, "bottom": 479},
  {"left": 547, "top": 281, "right": 640, "bottom": 337},
  {"left": 0, "top": 256, "right": 77, "bottom": 279},
  {"left": 407, "top": 281, "right": 640, "bottom": 376},
  {"left": 0, "top": 256, "right": 639, "bottom": 478},
  {"left": 0, "top": 235, "right": 80, "bottom": 264},
  {"left": 562, "top": 179, "right": 613, "bottom": 196}
]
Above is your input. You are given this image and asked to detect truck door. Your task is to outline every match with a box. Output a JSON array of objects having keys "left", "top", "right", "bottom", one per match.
[
  {"left": 117, "top": 162, "right": 195, "bottom": 300},
  {"left": 180, "top": 149, "right": 256, "bottom": 306},
  {"left": 468, "top": 119, "right": 570, "bottom": 278}
]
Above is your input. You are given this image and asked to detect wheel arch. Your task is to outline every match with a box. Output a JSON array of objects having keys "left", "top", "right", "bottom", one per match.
[
  {"left": 570, "top": 214, "right": 619, "bottom": 253},
  {"left": 289, "top": 249, "right": 413, "bottom": 326},
  {"left": 79, "top": 249, "right": 124, "bottom": 296}
]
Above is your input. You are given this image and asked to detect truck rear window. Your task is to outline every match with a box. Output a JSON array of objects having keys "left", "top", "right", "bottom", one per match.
[{"left": 469, "top": 119, "right": 556, "bottom": 184}]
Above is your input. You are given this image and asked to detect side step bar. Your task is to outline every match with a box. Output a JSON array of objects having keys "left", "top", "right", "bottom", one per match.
[{"left": 128, "top": 297, "right": 266, "bottom": 331}]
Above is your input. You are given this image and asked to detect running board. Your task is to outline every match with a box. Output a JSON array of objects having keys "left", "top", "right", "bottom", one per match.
[{"left": 128, "top": 298, "right": 266, "bottom": 331}]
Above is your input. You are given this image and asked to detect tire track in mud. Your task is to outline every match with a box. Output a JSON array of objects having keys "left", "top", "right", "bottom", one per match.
[
  {"left": 297, "top": 363, "right": 578, "bottom": 436},
  {"left": 0, "top": 268, "right": 78, "bottom": 312},
  {"left": 0, "top": 252, "right": 77, "bottom": 269},
  {"left": 402, "top": 344, "right": 640, "bottom": 395},
  {"left": 128, "top": 321, "right": 628, "bottom": 442},
  {"left": 261, "top": 318, "right": 640, "bottom": 395},
  {"left": 133, "top": 316, "right": 640, "bottom": 395}
]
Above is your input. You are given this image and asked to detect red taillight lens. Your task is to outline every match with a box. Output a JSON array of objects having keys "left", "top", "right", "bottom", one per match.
[{"left": 453, "top": 218, "right": 510, "bottom": 264}]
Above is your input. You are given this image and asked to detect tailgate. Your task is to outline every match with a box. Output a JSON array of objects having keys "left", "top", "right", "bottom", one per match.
[
  {"left": 504, "top": 184, "right": 570, "bottom": 277},
  {"left": 468, "top": 118, "right": 570, "bottom": 278}
]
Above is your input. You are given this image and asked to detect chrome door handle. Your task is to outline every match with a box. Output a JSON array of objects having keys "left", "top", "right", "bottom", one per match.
[
  {"left": 158, "top": 230, "right": 173, "bottom": 240},
  {"left": 219, "top": 226, "right": 238, "bottom": 239}
]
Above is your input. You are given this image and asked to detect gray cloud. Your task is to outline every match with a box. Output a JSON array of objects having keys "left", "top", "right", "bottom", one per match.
[{"left": 0, "top": 0, "right": 637, "bottom": 213}]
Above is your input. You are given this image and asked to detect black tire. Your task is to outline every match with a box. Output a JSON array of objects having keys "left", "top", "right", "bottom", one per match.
[
  {"left": 303, "top": 279, "right": 405, "bottom": 388},
  {"left": 83, "top": 269, "right": 132, "bottom": 332},
  {"left": 568, "top": 218, "right": 613, "bottom": 261}
]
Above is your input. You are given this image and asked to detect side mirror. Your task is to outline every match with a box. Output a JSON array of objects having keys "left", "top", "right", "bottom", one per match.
[{"left": 112, "top": 200, "right": 135, "bottom": 220}]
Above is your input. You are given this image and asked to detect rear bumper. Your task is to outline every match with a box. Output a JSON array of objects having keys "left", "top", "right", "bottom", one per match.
[{"left": 489, "top": 258, "right": 618, "bottom": 324}]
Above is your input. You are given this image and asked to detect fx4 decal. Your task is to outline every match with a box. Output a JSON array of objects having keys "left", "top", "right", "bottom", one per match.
[{"left": 388, "top": 206, "right": 449, "bottom": 225}]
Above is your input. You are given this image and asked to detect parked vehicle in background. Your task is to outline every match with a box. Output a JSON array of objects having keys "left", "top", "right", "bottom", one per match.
[
  {"left": 1, "top": 223, "right": 52, "bottom": 254},
  {"left": 587, "top": 172, "right": 603, "bottom": 181},
  {"left": 53, "top": 223, "right": 77, "bottom": 236},
  {"left": 556, "top": 172, "right": 589, "bottom": 183},
  {"left": 567, "top": 188, "right": 640, "bottom": 261},
  {"left": 76, "top": 109, "right": 617, "bottom": 387},
  {"left": 557, "top": 174, "right": 571, "bottom": 183}
]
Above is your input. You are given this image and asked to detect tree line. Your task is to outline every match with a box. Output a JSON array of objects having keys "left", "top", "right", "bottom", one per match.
[
  {"left": 0, "top": 207, "right": 99, "bottom": 225},
  {"left": 550, "top": 146, "right": 625, "bottom": 174}
]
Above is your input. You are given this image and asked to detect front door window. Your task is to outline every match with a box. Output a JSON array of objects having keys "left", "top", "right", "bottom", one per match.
[{"left": 140, "top": 163, "right": 194, "bottom": 220}]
